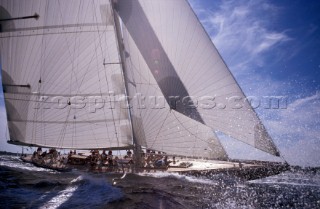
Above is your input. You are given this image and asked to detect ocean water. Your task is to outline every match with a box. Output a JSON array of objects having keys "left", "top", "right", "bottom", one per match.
[{"left": 0, "top": 154, "right": 319, "bottom": 209}]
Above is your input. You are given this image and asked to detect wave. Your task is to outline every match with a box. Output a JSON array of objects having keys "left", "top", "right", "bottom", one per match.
[
  {"left": 138, "top": 172, "right": 218, "bottom": 185},
  {"left": 0, "top": 154, "right": 124, "bottom": 209},
  {"left": 249, "top": 171, "right": 320, "bottom": 188},
  {"left": 38, "top": 174, "right": 124, "bottom": 209},
  {"left": 249, "top": 181, "right": 320, "bottom": 188},
  {"left": 0, "top": 155, "right": 55, "bottom": 172}
]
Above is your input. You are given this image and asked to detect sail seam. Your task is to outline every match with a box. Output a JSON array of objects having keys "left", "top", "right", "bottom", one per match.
[{"left": 0, "top": 23, "right": 107, "bottom": 32}]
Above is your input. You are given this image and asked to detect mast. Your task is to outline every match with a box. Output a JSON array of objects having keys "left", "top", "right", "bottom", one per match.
[{"left": 110, "top": 0, "right": 142, "bottom": 169}]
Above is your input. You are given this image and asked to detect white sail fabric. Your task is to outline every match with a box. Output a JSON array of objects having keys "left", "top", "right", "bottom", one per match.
[
  {"left": 0, "top": 0, "right": 132, "bottom": 149},
  {"left": 149, "top": 109, "right": 228, "bottom": 159},
  {"left": 118, "top": 16, "right": 227, "bottom": 160},
  {"left": 116, "top": 0, "right": 280, "bottom": 156}
]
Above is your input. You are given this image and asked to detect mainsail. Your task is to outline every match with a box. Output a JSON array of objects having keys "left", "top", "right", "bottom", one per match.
[
  {"left": 0, "top": 0, "right": 280, "bottom": 159},
  {"left": 0, "top": 0, "right": 132, "bottom": 149}
]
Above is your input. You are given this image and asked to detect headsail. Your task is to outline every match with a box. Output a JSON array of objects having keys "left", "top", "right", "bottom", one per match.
[
  {"left": 115, "top": 0, "right": 280, "bottom": 156},
  {"left": 0, "top": 0, "right": 132, "bottom": 149},
  {"left": 119, "top": 23, "right": 227, "bottom": 159}
]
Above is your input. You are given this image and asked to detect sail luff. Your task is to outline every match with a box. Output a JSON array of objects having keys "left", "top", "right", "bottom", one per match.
[{"left": 110, "top": 0, "right": 140, "bottom": 156}]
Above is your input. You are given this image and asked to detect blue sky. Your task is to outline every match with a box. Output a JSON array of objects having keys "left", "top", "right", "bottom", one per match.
[
  {"left": 189, "top": 0, "right": 320, "bottom": 166},
  {"left": 1, "top": 0, "right": 319, "bottom": 166}
]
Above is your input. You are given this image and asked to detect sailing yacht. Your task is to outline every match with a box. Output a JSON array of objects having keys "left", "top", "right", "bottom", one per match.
[{"left": 0, "top": 0, "right": 288, "bottom": 178}]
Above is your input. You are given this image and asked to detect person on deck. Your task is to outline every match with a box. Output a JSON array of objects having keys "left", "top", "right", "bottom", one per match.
[
  {"left": 41, "top": 151, "right": 47, "bottom": 158},
  {"left": 172, "top": 156, "right": 176, "bottom": 165},
  {"left": 89, "top": 150, "right": 99, "bottom": 166},
  {"left": 140, "top": 152, "right": 146, "bottom": 167},
  {"left": 154, "top": 157, "right": 165, "bottom": 167},
  {"left": 101, "top": 150, "right": 107, "bottom": 163},
  {"left": 108, "top": 150, "right": 113, "bottom": 158},
  {"left": 154, "top": 156, "right": 171, "bottom": 168},
  {"left": 127, "top": 150, "right": 132, "bottom": 158},
  {"left": 37, "top": 147, "right": 42, "bottom": 155},
  {"left": 145, "top": 154, "right": 152, "bottom": 167},
  {"left": 107, "top": 156, "right": 113, "bottom": 166}
]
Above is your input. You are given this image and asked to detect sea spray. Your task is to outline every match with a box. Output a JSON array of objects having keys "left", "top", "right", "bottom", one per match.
[
  {"left": 138, "top": 171, "right": 218, "bottom": 185},
  {"left": 39, "top": 173, "right": 124, "bottom": 209},
  {"left": 0, "top": 155, "right": 54, "bottom": 172}
]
